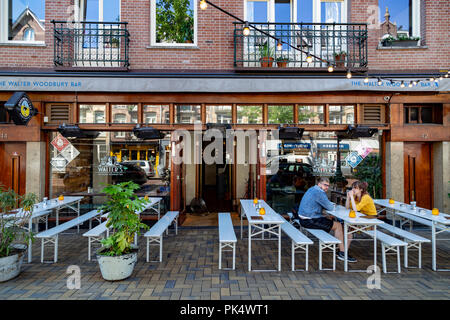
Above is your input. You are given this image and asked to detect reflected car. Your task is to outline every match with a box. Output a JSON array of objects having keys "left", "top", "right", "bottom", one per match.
[
  {"left": 122, "top": 160, "right": 155, "bottom": 178},
  {"left": 112, "top": 162, "right": 148, "bottom": 185},
  {"left": 266, "top": 162, "right": 316, "bottom": 191}
]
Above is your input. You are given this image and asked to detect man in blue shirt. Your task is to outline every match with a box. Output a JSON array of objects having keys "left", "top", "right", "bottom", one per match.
[{"left": 298, "top": 177, "right": 356, "bottom": 262}]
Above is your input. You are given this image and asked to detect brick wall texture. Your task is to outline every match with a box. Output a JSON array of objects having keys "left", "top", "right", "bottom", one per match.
[{"left": 0, "top": 0, "right": 448, "bottom": 71}]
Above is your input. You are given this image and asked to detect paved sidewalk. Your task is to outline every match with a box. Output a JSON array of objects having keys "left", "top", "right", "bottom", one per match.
[{"left": 1, "top": 227, "right": 449, "bottom": 300}]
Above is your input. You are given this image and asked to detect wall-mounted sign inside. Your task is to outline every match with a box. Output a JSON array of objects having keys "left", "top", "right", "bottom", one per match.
[{"left": 4, "top": 92, "right": 37, "bottom": 125}]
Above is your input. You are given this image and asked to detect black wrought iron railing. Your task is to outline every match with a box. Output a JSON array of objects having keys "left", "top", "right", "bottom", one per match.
[
  {"left": 234, "top": 22, "right": 368, "bottom": 70},
  {"left": 52, "top": 20, "right": 130, "bottom": 69}
]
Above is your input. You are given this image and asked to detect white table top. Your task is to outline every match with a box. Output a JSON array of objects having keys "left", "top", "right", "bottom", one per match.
[
  {"left": 374, "top": 199, "right": 450, "bottom": 225},
  {"left": 326, "top": 205, "right": 385, "bottom": 226},
  {"left": 240, "top": 199, "right": 285, "bottom": 225}
]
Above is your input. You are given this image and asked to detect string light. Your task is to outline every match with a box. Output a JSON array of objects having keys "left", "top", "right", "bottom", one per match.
[
  {"left": 364, "top": 76, "right": 369, "bottom": 83},
  {"left": 277, "top": 41, "right": 283, "bottom": 51},
  {"left": 408, "top": 81, "right": 413, "bottom": 88},
  {"left": 445, "top": 74, "right": 449, "bottom": 78},
  {"left": 346, "top": 70, "right": 352, "bottom": 79},
  {"left": 306, "top": 54, "right": 313, "bottom": 64},
  {"left": 327, "top": 64, "right": 334, "bottom": 72},
  {"left": 243, "top": 22, "right": 250, "bottom": 36},
  {"left": 400, "top": 81, "right": 405, "bottom": 88},
  {"left": 413, "top": 80, "right": 418, "bottom": 86},
  {"left": 430, "top": 76, "right": 435, "bottom": 82},
  {"left": 378, "top": 78, "right": 383, "bottom": 85},
  {"left": 200, "top": 0, "right": 208, "bottom": 10}
]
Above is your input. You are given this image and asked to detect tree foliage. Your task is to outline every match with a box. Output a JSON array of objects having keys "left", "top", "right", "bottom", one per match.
[{"left": 156, "top": 0, "right": 194, "bottom": 43}]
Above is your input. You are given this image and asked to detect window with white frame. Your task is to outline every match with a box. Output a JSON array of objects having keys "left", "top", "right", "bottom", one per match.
[
  {"left": 379, "top": 0, "right": 420, "bottom": 38},
  {"left": 0, "top": 0, "right": 45, "bottom": 43},
  {"left": 151, "top": 0, "right": 197, "bottom": 46}
]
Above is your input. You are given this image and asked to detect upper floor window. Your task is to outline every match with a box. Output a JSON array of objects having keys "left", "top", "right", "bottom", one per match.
[
  {"left": 151, "top": 0, "right": 197, "bottom": 46},
  {"left": 404, "top": 104, "right": 443, "bottom": 124},
  {"left": 0, "top": 0, "right": 45, "bottom": 43},
  {"left": 379, "top": 0, "right": 420, "bottom": 38}
]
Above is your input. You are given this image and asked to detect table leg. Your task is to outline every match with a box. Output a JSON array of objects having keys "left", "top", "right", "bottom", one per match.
[
  {"left": 240, "top": 210, "right": 243, "bottom": 240},
  {"left": 28, "top": 217, "right": 32, "bottom": 263},
  {"left": 344, "top": 223, "right": 348, "bottom": 272},
  {"left": 248, "top": 224, "right": 251, "bottom": 272},
  {"left": 432, "top": 222, "right": 436, "bottom": 271},
  {"left": 77, "top": 200, "right": 80, "bottom": 233},
  {"left": 278, "top": 225, "right": 281, "bottom": 272},
  {"left": 373, "top": 225, "right": 377, "bottom": 268}
]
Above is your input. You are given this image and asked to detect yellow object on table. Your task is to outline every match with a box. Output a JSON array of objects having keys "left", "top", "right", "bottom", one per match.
[
  {"left": 144, "top": 195, "right": 149, "bottom": 201},
  {"left": 349, "top": 210, "right": 356, "bottom": 218},
  {"left": 253, "top": 198, "right": 258, "bottom": 205},
  {"left": 259, "top": 207, "right": 265, "bottom": 215},
  {"left": 432, "top": 208, "right": 439, "bottom": 216},
  {"left": 388, "top": 199, "right": 395, "bottom": 204},
  {"left": 58, "top": 195, "right": 64, "bottom": 201}
]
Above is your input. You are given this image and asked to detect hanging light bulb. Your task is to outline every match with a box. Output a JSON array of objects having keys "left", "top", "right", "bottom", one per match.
[
  {"left": 327, "top": 64, "right": 334, "bottom": 72},
  {"left": 439, "top": 75, "right": 443, "bottom": 81},
  {"left": 378, "top": 78, "right": 383, "bottom": 85},
  {"left": 408, "top": 81, "right": 413, "bottom": 88},
  {"left": 243, "top": 22, "right": 250, "bottom": 36},
  {"left": 445, "top": 73, "right": 449, "bottom": 78},
  {"left": 346, "top": 70, "right": 352, "bottom": 79},
  {"left": 430, "top": 76, "right": 435, "bottom": 82},
  {"left": 306, "top": 54, "right": 313, "bottom": 64},
  {"left": 199, "top": 0, "right": 208, "bottom": 10},
  {"left": 413, "top": 80, "right": 418, "bottom": 86},
  {"left": 277, "top": 41, "right": 283, "bottom": 51},
  {"left": 364, "top": 76, "right": 369, "bottom": 83},
  {"left": 434, "top": 77, "right": 439, "bottom": 82},
  {"left": 400, "top": 81, "right": 405, "bottom": 88}
]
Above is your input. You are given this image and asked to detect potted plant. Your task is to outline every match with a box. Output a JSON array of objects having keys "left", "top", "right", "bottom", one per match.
[
  {"left": 333, "top": 51, "right": 347, "bottom": 68},
  {"left": 96, "top": 181, "right": 149, "bottom": 281},
  {"left": 381, "top": 34, "right": 420, "bottom": 47},
  {"left": 0, "top": 186, "right": 38, "bottom": 282},
  {"left": 259, "top": 42, "right": 275, "bottom": 67},
  {"left": 276, "top": 55, "right": 290, "bottom": 68}
]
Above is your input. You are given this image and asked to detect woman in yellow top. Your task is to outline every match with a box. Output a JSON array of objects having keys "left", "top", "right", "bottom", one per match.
[{"left": 345, "top": 181, "right": 377, "bottom": 216}]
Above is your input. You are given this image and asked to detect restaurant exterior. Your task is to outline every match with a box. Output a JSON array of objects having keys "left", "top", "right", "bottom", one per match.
[{"left": 0, "top": 0, "right": 449, "bottom": 224}]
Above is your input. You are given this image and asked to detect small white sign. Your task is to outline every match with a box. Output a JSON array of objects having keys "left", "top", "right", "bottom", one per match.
[
  {"left": 60, "top": 145, "right": 80, "bottom": 164},
  {"left": 51, "top": 156, "right": 68, "bottom": 172}
]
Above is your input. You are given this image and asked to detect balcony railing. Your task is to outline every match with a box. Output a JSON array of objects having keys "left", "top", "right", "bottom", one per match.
[
  {"left": 52, "top": 20, "right": 130, "bottom": 70},
  {"left": 234, "top": 22, "right": 368, "bottom": 71}
]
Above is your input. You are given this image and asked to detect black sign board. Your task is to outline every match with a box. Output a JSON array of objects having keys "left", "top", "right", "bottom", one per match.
[{"left": 4, "top": 92, "right": 37, "bottom": 125}]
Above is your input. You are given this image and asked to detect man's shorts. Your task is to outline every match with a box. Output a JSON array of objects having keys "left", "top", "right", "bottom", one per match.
[{"left": 299, "top": 217, "right": 334, "bottom": 233}]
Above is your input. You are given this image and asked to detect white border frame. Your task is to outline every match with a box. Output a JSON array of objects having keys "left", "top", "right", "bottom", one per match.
[{"left": 150, "top": 0, "right": 198, "bottom": 48}]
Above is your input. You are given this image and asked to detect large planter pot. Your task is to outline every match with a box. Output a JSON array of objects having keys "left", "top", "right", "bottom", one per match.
[
  {"left": 0, "top": 245, "right": 26, "bottom": 283},
  {"left": 334, "top": 54, "right": 346, "bottom": 68},
  {"left": 96, "top": 249, "right": 138, "bottom": 281},
  {"left": 260, "top": 57, "right": 274, "bottom": 67},
  {"left": 382, "top": 40, "right": 418, "bottom": 47}
]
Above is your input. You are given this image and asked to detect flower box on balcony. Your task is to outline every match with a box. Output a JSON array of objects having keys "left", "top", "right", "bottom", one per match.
[{"left": 381, "top": 35, "right": 420, "bottom": 48}]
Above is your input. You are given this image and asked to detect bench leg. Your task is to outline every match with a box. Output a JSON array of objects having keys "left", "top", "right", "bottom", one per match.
[
  {"left": 219, "top": 243, "right": 222, "bottom": 270},
  {"left": 54, "top": 235, "right": 58, "bottom": 263},
  {"left": 319, "top": 242, "right": 323, "bottom": 271},
  {"left": 41, "top": 238, "right": 44, "bottom": 263},
  {"left": 232, "top": 243, "right": 236, "bottom": 270},
  {"left": 88, "top": 238, "right": 91, "bottom": 261},
  {"left": 159, "top": 236, "right": 162, "bottom": 262},
  {"left": 397, "top": 246, "right": 401, "bottom": 273},
  {"left": 418, "top": 243, "right": 422, "bottom": 269},
  {"left": 305, "top": 245, "right": 309, "bottom": 272},
  {"left": 404, "top": 244, "right": 408, "bottom": 268},
  {"left": 333, "top": 244, "right": 336, "bottom": 271},
  {"left": 382, "top": 243, "right": 387, "bottom": 274},
  {"left": 146, "top": 238, "right": 149, "bottom": 263},
  {"left": 291, "top": 241, "right": 295, "bottom": 272}
]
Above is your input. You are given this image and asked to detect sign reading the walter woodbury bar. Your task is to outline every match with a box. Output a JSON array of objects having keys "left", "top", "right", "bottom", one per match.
[{"left": 4, "top": 92, "right": 37, "bottom": 125}]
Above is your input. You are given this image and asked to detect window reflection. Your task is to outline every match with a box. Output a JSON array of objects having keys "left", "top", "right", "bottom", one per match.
[
  {"left": 206, "top": 105, "right": 232, "bottom": 124},
  {"left": 175, "top": 105, "right": 201, "bottom": 124},
  {"left": 328, "top": 105, "right": 355, "bottom": 124},
  {"left": 111, "top": 105, "right": 138, "bottom": 123},
  {"left": 298, "top": 105, "right": 324, "bottom": 124},
  {"left": 237, "top": 105, "right": 263, "bottom": 124},
  {"left": 144, "top": 105, "right": 170, "bottom": 124},
  {"left": 268, "top": 105, "right": 294, "bottom": 124},
  {"left": 79, "top": 105, "right": 106, "bottom": 123}
]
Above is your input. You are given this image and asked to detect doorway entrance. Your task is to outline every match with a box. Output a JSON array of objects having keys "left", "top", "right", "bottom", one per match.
[
  {"left": 0, "top": 142, "right": 26, "bottom": 195},
  {"left": 404, "top": 142, "right": 432, "bottom": 209}
]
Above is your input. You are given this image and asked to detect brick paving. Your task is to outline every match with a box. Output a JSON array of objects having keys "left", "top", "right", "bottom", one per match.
[{"left": 1, "top": 226, "right": 449, "bottom": 300}]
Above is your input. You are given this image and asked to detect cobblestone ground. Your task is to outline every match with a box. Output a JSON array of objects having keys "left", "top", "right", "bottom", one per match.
[{"left": 1, "top": 227, "right": 449, "bottom": 300}]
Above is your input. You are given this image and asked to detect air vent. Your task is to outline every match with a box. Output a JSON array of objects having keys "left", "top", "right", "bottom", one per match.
[
  {"left": 47, "top": 104, "right": 71, "bottom": 124},
  {"left": 362, "top": 105, "right": 385, "bottom": 124}
]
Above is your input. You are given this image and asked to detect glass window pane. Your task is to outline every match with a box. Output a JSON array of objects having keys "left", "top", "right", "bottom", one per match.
[
  {"left": 247, "top": 1, "right": 268, "bottom": 21},
  {"left": 103, "top": 0, "right": 120, "bottom": 22},
  {"left": 79, "top": 105, "right": 106, "bottom": 123},
  {"left": 379, "top": 0, "right": 411, "bottom": 34},
  {"left": 156, "top": 0, "right": 195, "bottom": 43},
  {"left": 237, "top": 105, "right": 263, "bottom": 124},
  {"left": 144, "top": 105, "right": 170, "bottom": 124},
  {"left": 421, "top": 107, "right": 432, "bottom": 123},
  {"left": 112, "top": 105, "right": 138, "bottom": 123},
  {"left": 328, "top": 105, "right": 354, "bottom": 124},
  {"left": 321, "top": 1, "right": 342, "bottom": 23},
  {"left": 206, "top": 105, "right": 232, "bottom": 124},
  {"left": 298, "top": 0, "right": 313, "bottom": 22},
  {"left": 298, "top": 105, "right": 324, "bottom": 124},
  {"left": 268, "top": 105, "right": 294, "bottom": 124},
  {"left": 175, "top": 105, "right": 201, "bottom": 124},
  {"left": 9, "top": 0, "right": 45, "bottom": 41}
]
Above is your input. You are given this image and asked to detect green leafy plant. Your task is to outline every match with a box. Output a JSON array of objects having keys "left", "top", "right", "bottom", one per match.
[
  {"left": 353, "top": 154, "right": 382, "bottom": 199},
  {"left": 258, "top": 41, "right": 275, "bottom": 58},
  {"left": 381, "top": 35, "right": 420, "bottom": 46},
  {"left": 276, "top": 55, "right": 290, "bottom": 62},
  {"left": 333, "top": 50, "right": 346, "bottom": 57},
  {"left": 98, "top": 181, "right": 149, "bottom": 257},
  {"left": 0, "top": 185, "right": 38, "bottom": 257}
]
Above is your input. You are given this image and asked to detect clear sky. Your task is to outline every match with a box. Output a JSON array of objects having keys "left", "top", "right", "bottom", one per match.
[
  {"left": 379, "top": 0, "right": 410, "bottom": 31},
  {"left": 12, "top": 0, "right": 45, "bottom": 21}
]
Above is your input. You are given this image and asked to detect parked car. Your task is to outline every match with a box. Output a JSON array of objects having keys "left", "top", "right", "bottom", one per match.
[
  {"left": 122, "top": 160, "right": 155, "bottom": 178},
  {"left": 112, "top": 162, "right": 148, "bottom": 185},
  {"left": 265, "top": 155, "right": 313, "bottom": 175},
  {"left": 266, "top": 161, "right": 316, "bottom": 193}
]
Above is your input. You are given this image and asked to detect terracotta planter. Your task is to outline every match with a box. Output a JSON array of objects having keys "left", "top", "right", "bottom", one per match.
[
  {"left": 277, "top": 61, "right": 289, "bottom": 68},
  {"left": 260, "top": 57, "right": 274, "bottom": 68},
  {"left": 334, "top": 54, "right": 346, "bottom": 68}
]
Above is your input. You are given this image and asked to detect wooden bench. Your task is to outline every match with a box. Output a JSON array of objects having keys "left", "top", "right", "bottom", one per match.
[
  {"left": 82, "top": 220, "right": 110, "bottom": 261},
  {"left": 280, "top": 215, "right": 313, "bottom": 271},
  {"left": 378, "top": 223, "right": 430, "bottom": 269},
  {"left": 218, "top": 212, "right": 237, "bottom": 270},
  {"left": 305, "top": 228, "right": 341, "bottom": 271},
  {"left": 366, "top": 230, "right": 407, "bottom": 273},
  {"left": 35, "top": 209, "right": 103, "bottom": 263},
  {"left": 144, "top": 211, "right": 179, "bottom": 263}
]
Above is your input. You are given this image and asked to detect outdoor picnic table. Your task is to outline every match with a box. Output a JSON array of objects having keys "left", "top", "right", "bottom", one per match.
[
  {"left": 325, "top": 205, "right": 385, "bottom": 272},
  {"left": 8, "top": 196, "right": 84, "bottom": 263},
  {"left": 240, "top": 199, "right": 285, "bottom": 272},
  {"left": 374, "top": 199, "right": 450, "bottom": 271}
]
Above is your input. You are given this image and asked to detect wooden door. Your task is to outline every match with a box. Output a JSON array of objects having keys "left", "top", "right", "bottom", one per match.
[
  {"left": 0, "top": 143, "right": 27, "bottom": 195},
  {"left": 404, "top": 142, "right": 432, "bottom": 209}
]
